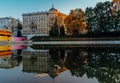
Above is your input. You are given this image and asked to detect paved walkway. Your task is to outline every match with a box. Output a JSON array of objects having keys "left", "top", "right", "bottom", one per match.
[
  {"left": 32, "top": 40, "right": 120, "bottom": 45},
  {"left": 0, "top": 41, "right": 32, "bottom": 45}
]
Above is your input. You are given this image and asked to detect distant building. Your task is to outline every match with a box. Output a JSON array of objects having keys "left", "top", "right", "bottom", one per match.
[
  {"left": 22, "top": 5, "right": 66, "bottom": 35},
  {"left": 112, "top": 0, "right": 120, "bottom": 12},
  {"left": 0, "top": 17, "right": 18, "bottom": 36}
]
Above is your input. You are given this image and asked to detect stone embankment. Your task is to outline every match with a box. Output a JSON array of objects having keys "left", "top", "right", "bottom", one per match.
[
  {"left": 32, "top": 40, "right": 120, "bottom": 45},
  {"left": 0, "top": 41, "right": 32, "bottom": 45}
]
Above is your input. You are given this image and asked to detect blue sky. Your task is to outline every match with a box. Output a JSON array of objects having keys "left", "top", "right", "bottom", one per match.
[{"left": 0, "top": 0, "right": 112, "bottom": 20}]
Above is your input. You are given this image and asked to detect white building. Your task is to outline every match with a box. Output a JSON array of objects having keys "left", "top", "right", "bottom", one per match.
[
  {"left": 0, "top": 17, "right": 18, "bottom": 36},
  {"left": 22, "top": 5, "right": 66, "bottom": 35},
  {"left": 113, "top": 0, "right": 120, "bottom": 12}
]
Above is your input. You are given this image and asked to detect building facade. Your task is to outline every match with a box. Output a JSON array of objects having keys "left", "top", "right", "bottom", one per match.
[
  {"left": 113, "top": 0, "right": 120, "bottom": 12},
  {"left": 0, "top": 17, "right": 18, "bottom": 31},
  {"left": 22, "top": 5, "right": 66, "bottom": 35},
  {"left": 0, "top": 17, "right": 18, "bottom": 37}
]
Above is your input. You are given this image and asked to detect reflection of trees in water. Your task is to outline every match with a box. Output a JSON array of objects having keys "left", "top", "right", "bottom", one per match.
[
  {"left": 49, "top": 48, "right": 68, "bottom": 79},
  {"left": 49, "top": 48, "right": 88, "bottom": 79},
  {"left": 0, "top": 49, "right": 23, "bottom": 69},
  {"left": 64, "top": 47, "right": 120, "bottom": 83},
  {"left": 49, "top": 47, "right": 120, "bottom": 83},
  {"left": 64, "top": 48, "right": 88, "bottom": 77},
  {"left": 49, "top": 48, "right": 66, "bottom": 68},
  {"left": 86, "top": 48, "right": 120, "bottom": 83},
  {"left": 49, "top": 48, "right": 65, "bottom": 63},
  {"left": 21, "top": 46, "right": 120, "bottom": 83},
  {"left": 11, "top": 49, "right": 22, "bottom": 67}
]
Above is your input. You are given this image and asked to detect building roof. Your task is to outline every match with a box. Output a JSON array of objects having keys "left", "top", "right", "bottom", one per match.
[
  {"left": 0, "top": 17, "right": 9, "bottom": 19},
  {"left": 49, "top": 4, "right": 58, "bottom": 12},
  {"left": 113, "top": 0, "right": 120, "bottom": 2},
  {"left": 22, "top": 5, "right": 66, "bottom": 16},
  {"left": 22, "top": 11, "right": 48, "bottom": 16}
]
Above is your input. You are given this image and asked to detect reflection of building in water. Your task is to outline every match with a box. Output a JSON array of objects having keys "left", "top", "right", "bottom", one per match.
[
  {"left": 0, "top": 51, "right": 12, "bottom": 56},
  {"left": 0, "top": 55, "right": 12, "bottom": 68},
  {"left": 18, "top": 46, "right": 120, "bottom": 83},
  {"left": 22, "top": 50, "right": 50, "bottom": 73},
  {"left": 0, "top": 51, "right": 19, "bottom": 69},
  {"left": 22, "top": 49, "right": 68, "bottom": 79},
  {"left": 0, "top": 46, "right": 12, "bottom": 52},
  {"left": 12, "top": 45, "right": 26, "bottom": 57},
  {"left": 0, "top": 45, "right": 22, "bottom": 69}
]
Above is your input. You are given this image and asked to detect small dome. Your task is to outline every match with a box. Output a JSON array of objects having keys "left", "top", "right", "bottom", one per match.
[{"left": 49, "top": 4, "right": 58, "bottom": 13}]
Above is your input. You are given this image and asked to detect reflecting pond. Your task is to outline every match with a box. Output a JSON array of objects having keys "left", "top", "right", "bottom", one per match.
[{"left": 0, "top": 45, "right": 120, "bottom": 83}]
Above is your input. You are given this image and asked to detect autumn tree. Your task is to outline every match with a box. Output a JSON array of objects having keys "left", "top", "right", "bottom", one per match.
[{"left": 64, "top": 8, "right": 87, "bottom": 35}]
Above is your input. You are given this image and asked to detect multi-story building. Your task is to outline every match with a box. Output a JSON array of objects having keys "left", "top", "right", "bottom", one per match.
[
  {"left": 0, "top": 17, "right": 18, "bottom": 37},
  {"left": 0, "top": 17, "right": 18, "bottom": 31},
  {"left": 113, "top": 0, "right": 120, "bottom": 12},
  {"left": 22, "top": 5, "right": 66, "bottom": 35}
]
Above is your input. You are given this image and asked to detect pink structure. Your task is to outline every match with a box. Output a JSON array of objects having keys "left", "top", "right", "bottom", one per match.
[
  {"left": 12, "top": 45, "right": 27, "bottom": 50},
  {"left": 12, "top": 37, "right": 27, "bottom": 41}
]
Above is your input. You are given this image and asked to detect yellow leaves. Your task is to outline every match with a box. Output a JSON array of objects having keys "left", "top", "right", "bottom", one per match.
[{"left": 64, "top": 8, "right": 88, "bottom": 34}]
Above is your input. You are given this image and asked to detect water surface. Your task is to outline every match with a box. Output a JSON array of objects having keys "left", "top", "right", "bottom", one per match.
[{"left": 0, "top": 45, "right": 120, "bottom": 83}]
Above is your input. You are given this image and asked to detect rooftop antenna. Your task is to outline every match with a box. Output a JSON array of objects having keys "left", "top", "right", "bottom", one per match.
[
  {"left": 52, "top": 4, "right": 54, "bottom": 8},
  {"left": 52, "top": 0, "right": 55, "bottom": 8}
]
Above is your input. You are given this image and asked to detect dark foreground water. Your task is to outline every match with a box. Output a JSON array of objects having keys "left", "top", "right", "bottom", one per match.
[{"left": 0, "top": 45, "right": 120, "bottom": 83}]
